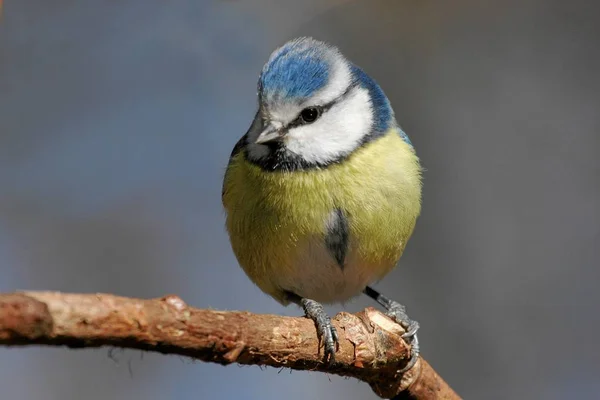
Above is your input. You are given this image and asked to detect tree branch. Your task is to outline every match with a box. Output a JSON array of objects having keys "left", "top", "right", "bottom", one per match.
[{"left": 0, "top": 291, "right": 459, "bottom": 399}]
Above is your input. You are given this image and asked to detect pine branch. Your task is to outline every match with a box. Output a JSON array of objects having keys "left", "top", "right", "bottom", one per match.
[{"left": 0, "top": 291, "right": 459, "bottom": 399}]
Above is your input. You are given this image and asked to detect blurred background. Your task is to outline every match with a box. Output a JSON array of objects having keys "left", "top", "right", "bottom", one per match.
[{"left": 1, "top": 0, "right": 599, "bottom": 398}]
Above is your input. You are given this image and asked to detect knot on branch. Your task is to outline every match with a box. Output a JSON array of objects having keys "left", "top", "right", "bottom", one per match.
[{"left": 0, "top": 291, "right": 459, "bottom": 399}]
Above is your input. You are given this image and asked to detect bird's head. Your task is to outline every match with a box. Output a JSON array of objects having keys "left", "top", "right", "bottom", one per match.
[{"left": 244, "top": 37, "right": 408, "bottom": 171}]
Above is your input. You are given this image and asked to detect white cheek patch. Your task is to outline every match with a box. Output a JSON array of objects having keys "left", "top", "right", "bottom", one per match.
[
  {"left": 266, "top": 58, "right": 352, "bottom": 125},
  {"left": 284, "top": 87, "right": 373, "bottom": 164}
]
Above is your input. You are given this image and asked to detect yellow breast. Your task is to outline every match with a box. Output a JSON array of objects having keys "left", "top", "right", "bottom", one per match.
[{"left": 222, "top": 130, "right": 422, "bottom": 304}]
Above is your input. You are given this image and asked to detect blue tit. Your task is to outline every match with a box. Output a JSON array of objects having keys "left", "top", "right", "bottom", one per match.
[{"left": 222, "top": 37, "right": 422, "bottom": 367}]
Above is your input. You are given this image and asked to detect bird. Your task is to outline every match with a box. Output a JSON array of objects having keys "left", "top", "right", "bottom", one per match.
[{"left": 222, "top": 37, "right": 422, "bottom": 369}]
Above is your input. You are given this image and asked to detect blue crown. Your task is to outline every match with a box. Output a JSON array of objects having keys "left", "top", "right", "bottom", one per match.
[
  {"left": 259, "top": 38, "right": 331, "bottom": 102},
  {"left": 257, "top": 38, "right": 412, "bottom": 146}
]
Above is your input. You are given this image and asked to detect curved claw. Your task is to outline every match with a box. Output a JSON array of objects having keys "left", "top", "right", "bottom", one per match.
[
  {"left": 321, "top": 324, "right": 339, "bottom": 364},
  {"left": 385, "top": 302, "right": 420, "bottom": 372},
  {"left": 386, "top": 303, "right": 419, "bottom": 337},
  {"left": 401, "top": 320, "right": 420, "bottom": 339},
  {"left": 300, "top": 298, "right": 339, "bottom": 364},
  {"left": 398, "top": 333, "right": 420, "bottom": 373},
  {"left": 362, "top": 287, "right": 421, "bottom": 373}
]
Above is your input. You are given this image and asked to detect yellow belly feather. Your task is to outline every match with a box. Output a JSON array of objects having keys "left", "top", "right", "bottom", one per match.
[{"left": 223, "top": 130, "right": 422, "bottom": 304}]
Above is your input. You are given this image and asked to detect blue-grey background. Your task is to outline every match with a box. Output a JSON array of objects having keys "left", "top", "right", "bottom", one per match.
[{"left": 1, "top": 0, "right": 599, "bottom": 399}]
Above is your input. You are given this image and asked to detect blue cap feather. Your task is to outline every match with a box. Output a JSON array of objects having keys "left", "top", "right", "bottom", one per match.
[{"left": 259, "top": 38, "right": 332, "bottom": 102}]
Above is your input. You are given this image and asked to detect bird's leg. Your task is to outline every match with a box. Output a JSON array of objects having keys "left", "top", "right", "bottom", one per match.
[
  {"left": 301, "top": 298, "right": 339, "bottom": 364},
  {"left": 286, "top": 292, "right": 339, "bottom": 364},
  {"left": 363, "top": 286, "right": 420, "bottom": 372}
]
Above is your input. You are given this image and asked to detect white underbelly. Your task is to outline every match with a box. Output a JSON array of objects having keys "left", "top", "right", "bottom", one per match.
[{"left": 274, "top": 237, "right": 383, "bottom": 304}]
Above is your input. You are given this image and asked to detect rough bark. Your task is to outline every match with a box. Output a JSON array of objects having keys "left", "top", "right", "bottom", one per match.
[{"left": 0, "top": 291, "right": 460, "bottom": 399}]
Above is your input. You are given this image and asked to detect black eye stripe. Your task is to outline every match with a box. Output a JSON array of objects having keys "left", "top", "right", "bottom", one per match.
[
  {"left": 320, "top": 82, "right": 358, "bottom": 112},
  {"left": 284, "top": 82, "right": 359, "bottom": 131}
]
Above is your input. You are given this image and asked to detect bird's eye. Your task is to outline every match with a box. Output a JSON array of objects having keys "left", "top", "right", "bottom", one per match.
[{"left": 300, "top": 107, "right": 320, "bottom": 124}]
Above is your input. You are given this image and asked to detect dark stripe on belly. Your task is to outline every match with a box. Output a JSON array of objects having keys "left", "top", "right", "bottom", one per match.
[{"left": 325, "top": 208, "right": 350, "bottom": 269}]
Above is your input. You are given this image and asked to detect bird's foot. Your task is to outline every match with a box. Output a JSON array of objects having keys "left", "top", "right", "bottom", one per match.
[
  {"left": 363, "top": 286, "right": 420, "bottom": 372},
  {"left": 300, "top": 298, "right": 339, "bottom": 364},
  {"left": 386, "top": 301, "right": 420, "bottom": 339},
  {"left": 385, "top": 300, "right": 420, "bottom": 372}
]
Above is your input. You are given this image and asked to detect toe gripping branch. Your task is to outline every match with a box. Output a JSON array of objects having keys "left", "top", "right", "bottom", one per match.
[
  {"left": 300, "top": 298, "right": 339, "bottom": 364},
  {"left": 364, "top": 286, "right": 420, "bottom": 372}
]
